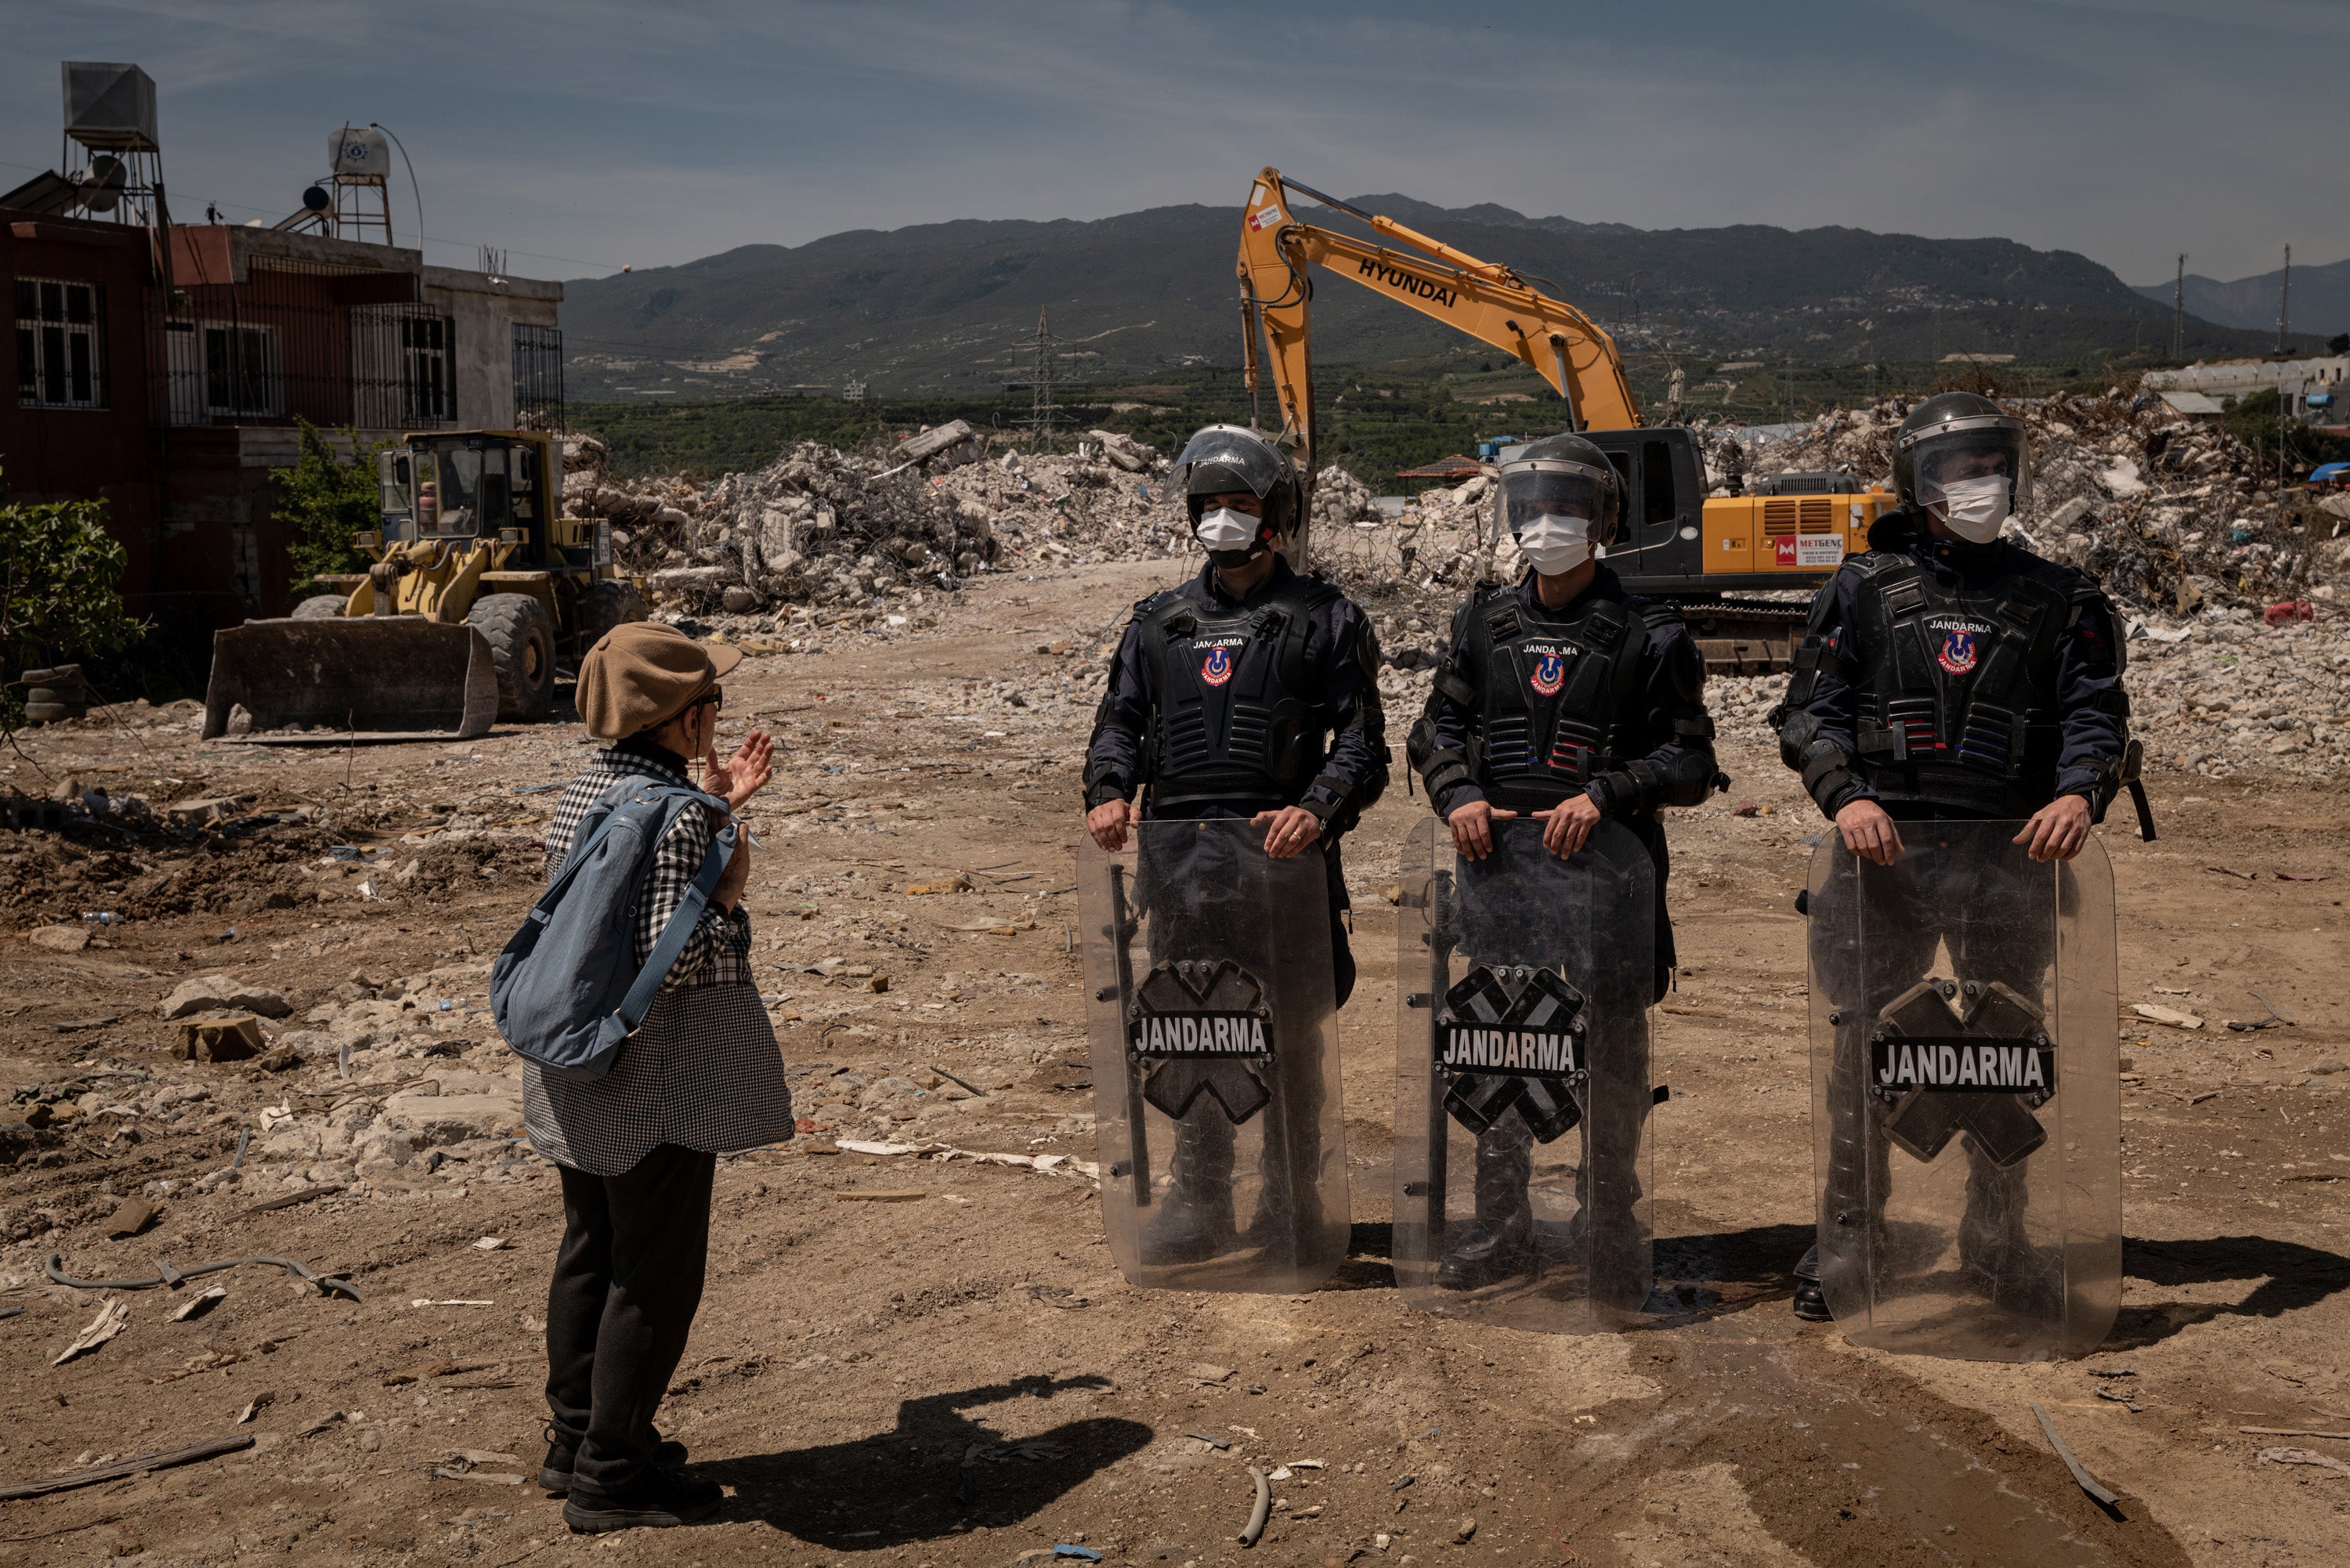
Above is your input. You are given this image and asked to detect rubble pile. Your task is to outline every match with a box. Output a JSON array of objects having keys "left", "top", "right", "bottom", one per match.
[
  {"left": 603, "top": 443, "right": 999, "bottom": 614},
  {"left": 566, "top": 428, "right": 1185, "bottom": 616},
  {"left": 1312, "top": 471, "right": 1521, "bottom": 599},
  {"left": 931, "top": 432, "right": 1174, "bottom": 572},
  {"left": 1767, "top": 395, "right": 2348, "bottom": 614}
]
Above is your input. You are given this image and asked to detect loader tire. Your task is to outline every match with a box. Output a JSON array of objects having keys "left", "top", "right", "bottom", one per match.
[
  {"left": 292, "top": 594, "right": 348, "bottom": 620},
  {"left": 574, "top": 579, "right": 648, "bottom": 657},
  {"left": 468, "top": 593, "right": 556, "bottom": 723}
]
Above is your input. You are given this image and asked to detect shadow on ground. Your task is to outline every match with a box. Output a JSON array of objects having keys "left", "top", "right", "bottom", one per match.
[
  {"left": 700, "top": 1375, "right": 1152, "bottom": 1549},
  {"left": 2108, "top": 1234, "right": 2350, "bottom": 1350}
]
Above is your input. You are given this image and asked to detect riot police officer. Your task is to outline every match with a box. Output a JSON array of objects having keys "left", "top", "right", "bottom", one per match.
[
  {"left": 1408, "top": 432, "right": 1721, "bottom": 1289},
  {"left": 1082, "top": 425, "right": 1389, "bottom": 1263},
  {"left": 1773, "top": 391, "right": 2133, "bottom": 1322}
]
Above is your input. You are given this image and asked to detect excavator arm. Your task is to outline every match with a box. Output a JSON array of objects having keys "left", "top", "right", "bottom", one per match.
[{"left": 1237, "top": 167, "right": 1640, "bottom": 484}]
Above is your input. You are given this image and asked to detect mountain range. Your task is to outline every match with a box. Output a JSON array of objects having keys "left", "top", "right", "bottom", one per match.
[
  {"left": 557, "top": 195, "right": 2301, "bottom": 399},
  {"left": 2131, "top": 256, "right": 2350, "bottom": 342}
]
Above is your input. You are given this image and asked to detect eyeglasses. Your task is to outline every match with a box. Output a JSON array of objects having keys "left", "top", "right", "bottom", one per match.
[{"left": 686, "top": 684, "right": 725, "bottom": 713}]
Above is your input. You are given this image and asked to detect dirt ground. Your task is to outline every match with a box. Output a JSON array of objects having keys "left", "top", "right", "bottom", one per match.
[{"left": 2, "top": 558, "right": 2346, "bottom": 1568}]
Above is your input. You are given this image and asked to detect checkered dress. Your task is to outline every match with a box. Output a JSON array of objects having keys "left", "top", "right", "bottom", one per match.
[{"left": 522, "top": 746, "right": 794, "bottom": 1175}]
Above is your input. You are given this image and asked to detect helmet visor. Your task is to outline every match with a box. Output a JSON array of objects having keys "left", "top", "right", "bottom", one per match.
[
  {"left": 1173, "top": 426, "right": 1288, "bottom": 500},
  {"left": 1498, "top": 461, "right": 1611, "bottom": 536},
  {"left": 1907, "top": 421, "right": 2030, "bottom": 515}
]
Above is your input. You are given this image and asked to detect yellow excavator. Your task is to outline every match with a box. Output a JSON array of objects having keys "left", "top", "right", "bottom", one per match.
[
  {"left": 202, "top": 429, "right": 647, "bottom": 740},
  {"left": 1235, "top": 167, "right": 1897, "bottom": 671}
]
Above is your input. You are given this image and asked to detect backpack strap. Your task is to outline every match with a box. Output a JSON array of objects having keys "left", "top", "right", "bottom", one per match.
[
  {"left": 603, "top": 814, "right": 739, "bottom": 1048},
  {"left": 524, "top": 782, "right": 648, "bottom": 927},
  {"left": 530, "top": 779, "right": 736, "bottom": 1050}
]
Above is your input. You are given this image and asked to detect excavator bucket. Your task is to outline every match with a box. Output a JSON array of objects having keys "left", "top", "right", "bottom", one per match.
[{"left": 202, "top": 616, "right": 500, "bottom": 742}]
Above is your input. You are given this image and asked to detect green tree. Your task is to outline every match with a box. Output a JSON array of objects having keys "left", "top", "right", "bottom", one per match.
[
  {"left": 272, "top": 420, "right": 385, "bottom": 595},
  {"left": 2221, "top": 388, "right": 2346, "bottom": 480},
  {"left": 0, "top": 472, "right": 146, "bottom": 723}
]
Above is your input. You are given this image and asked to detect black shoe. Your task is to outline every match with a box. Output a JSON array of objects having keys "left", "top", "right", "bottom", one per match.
[
  {"left": 1435, "top": 1208, "right": 1535, "bottom": 1292},
  {"left": 1791, "top": 1245, "right": 1831, "bottom": 1321},
  {"left": 539, "top": 1433, "right": 690, "bottom": 1493},
  {"left": 562, "top": 1467, "right": 722, "bottom": 1533},
  {"left": 1139, "top": 1182, "right": 1237, "bottom": 1265}
]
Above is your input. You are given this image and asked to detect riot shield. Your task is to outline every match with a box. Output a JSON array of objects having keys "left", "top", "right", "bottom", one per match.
[
  {"left": 1394, "top": 816, "right": 1655, "bottom": 1331},
  {"left": 1080, "top": 818, "right": 1349, "bottom": 1293},
  {"left": 1807, "top": 820, "right": 2120, "bottom": 1360}
]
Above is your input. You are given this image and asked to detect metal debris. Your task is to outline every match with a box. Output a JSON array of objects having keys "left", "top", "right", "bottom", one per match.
[{"left": 2032, "top": 1401, "right": 2121, "bottom": 1507}]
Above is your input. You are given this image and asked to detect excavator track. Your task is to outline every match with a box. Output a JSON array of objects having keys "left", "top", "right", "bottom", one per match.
[{"left": 1665, "top": 598, "right": 1812, "bottom": 677}]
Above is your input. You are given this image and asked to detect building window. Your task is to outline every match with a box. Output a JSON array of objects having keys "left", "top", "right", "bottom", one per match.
[
  {"left": 512, "top": 323, "right": 564, "bottom": 430},
  {"left": 203, "top": 323, "right": 280, "bottom": 416},
  {"left": 14, "top": 277, "right": 107, "bottom": 409},
  {"left": 403, "top": 316, "right": 452, "bottom": 423}
]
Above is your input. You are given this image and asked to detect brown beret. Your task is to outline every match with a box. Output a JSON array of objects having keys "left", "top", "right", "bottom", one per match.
[{"left": 577, "top": 621, "right": 744, "bottom": 740}]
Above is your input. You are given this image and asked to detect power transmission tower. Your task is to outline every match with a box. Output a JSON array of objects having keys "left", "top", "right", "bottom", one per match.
[
  {"left": 1021, "top": 308, "right": 1064, "bottom": 449},
  {"left": 2172, "top": 254, "right": 2186, "bottom": 360},
  {"left": 2277, "top": 244, "right": 2292, "bottom": 355}
]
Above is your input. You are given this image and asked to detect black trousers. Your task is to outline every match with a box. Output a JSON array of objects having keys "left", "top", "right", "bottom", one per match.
[
  {"left": 1812, "top": 815, "right": 2060, "bottom": 1291},
  {"left": 544, "top": 1143, "right": 716, "bottom": 1495},
  {"left": 1132, "top": 813, "right": 1348, "bottom": 1232}
]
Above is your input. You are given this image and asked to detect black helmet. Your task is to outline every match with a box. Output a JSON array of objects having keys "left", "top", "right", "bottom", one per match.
[
  {"left": 1891, "top": 392, "right": 2031, "bottom": 516},
  {"left": 1495, "top": 432, "right": 1622, "bottom": 545},
  {"left": 1173, "top": 425, "right": 1303, "bottom": 565}
]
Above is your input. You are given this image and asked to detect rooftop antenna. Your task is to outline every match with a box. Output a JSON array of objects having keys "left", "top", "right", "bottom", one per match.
[
  {"left": 370, "top": 122, "right": 424, "bottom": 257},
  {"left": 2172, "top": 253, "right": 2186, "bottom": 361},
  {"left": 2277, "top": 243, "right": 2292, "bottom": 356}
]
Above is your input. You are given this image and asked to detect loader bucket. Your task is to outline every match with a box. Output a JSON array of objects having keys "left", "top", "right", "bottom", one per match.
[{"left": 203, "top": 616, "right": 501, "bottom": 742}]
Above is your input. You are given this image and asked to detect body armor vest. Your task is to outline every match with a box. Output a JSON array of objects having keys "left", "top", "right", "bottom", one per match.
[
  {"left": 1846, "top": 551, "right": 2075, "bottom": 815},
  {"left": 1139, "top": 576, "right": 1339, "bottom": 812},
  {"left": 1465, "top": 588, "right": 1650, "bottom": 813}
]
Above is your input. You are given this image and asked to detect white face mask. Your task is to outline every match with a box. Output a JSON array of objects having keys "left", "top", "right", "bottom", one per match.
[
  {"left": 1195, "top": 507, "right": 1258, "bottom": 551},
  {"left": 1516, "top": 514, "right": 1594, "bottom": 576},
  {"left": 1932, "top": 475, "right": 2010, "bottom": 544}
]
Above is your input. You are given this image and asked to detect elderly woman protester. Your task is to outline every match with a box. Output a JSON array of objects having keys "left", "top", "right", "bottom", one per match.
[{"left": 526, "top": 622, "right": 789, "bottom": 1533}]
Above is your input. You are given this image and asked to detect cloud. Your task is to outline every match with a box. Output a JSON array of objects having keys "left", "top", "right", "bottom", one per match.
[{"left": 1, "top": 0, "right": 2338, "bottom": 285}]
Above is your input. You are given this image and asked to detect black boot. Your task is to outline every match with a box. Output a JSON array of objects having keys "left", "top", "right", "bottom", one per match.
[
  {"left": 1437, "top": 1204, "right": 1535, "bottom": 1290},
  {"left": 562, "top": 1467, "right": 722, "bottom": 1533},
  {"left": 1437, "top": 1118, "right": 1535, "bottom": 1290},
  {"left": 1139, "top": 1177, "right": 1238, "bottom": 1263},
  {"left": 1140, "top": 1112, "right": 1238, "bottom": 1263},
  {"left": 1791, "top": 1243, "right": 1831, "bottom": 1321},
  {"left": 540, "top": 1421, "right": 689, "bottom": 1493}
]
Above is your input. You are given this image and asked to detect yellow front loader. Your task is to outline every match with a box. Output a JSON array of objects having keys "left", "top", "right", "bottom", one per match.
[{"left": 203, "top": 430, "right": 647, "bottom": 741}]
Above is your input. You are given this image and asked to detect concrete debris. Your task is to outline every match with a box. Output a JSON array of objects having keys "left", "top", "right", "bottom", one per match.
[
  {"left": 1751, "top": 392, "right": 2347, "bottom": 616},
  {"left": 52, "top": 1297, "right": 130, "bottom": 1365},
  {"left": 157, "top": 975, "right": 291, "bottom": 1020}
]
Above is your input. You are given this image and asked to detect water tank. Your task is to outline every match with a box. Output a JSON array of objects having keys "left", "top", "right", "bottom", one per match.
[
  {"left": 329, "top": 125, "right": 391, "bottom": 179},
  {"left": 63, "top": 62, "right": 158, "bottom": 153}
]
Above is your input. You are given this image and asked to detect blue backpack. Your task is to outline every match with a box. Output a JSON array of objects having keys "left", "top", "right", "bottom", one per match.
[{"left": 490, "top": 779, "right": 739, "bottom": 1082}]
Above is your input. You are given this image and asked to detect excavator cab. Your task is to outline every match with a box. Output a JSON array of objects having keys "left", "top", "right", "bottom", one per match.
[{"left": 201, "top": 430, "right": 645, "bottom": 742}]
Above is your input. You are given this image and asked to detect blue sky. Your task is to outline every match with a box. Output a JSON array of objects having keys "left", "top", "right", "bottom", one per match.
[{"left": 3, "top": 1, "right": 2340, "bottom": 287}]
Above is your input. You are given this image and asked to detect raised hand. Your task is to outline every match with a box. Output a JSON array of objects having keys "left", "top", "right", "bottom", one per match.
[{"left": 706, "top": 730, "right": 775, "bottom": 811}]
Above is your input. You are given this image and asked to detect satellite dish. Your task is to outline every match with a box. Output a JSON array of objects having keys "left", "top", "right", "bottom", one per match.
[{"left": 302, "top": 185, "right": 331, "bottom": 213}]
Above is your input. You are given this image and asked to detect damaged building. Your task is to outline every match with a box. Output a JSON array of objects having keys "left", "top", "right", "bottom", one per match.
[{"left": 2, "top": 63, "right": 566, "bottom": 643}]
